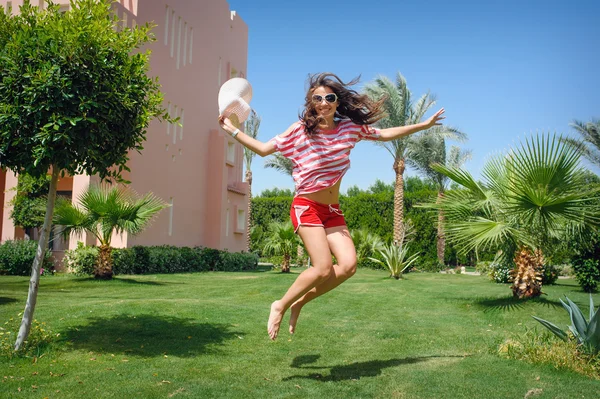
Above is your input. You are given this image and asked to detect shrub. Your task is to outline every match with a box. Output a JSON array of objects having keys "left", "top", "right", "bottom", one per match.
[
  {"left": 65, "top": 244, "right": 257, "bottom": 275},
  {"left": 541, "top": 264, "right": 560, "bottom": 285},
  {"left": 573, "top": 259, "right": 600, "bottom": 293},
  {"left": 220, "top": 251, "right": 259, "bottom": 271},
  {"left": 0, "top": 239, "right": 53, "bottom": 276},
  {"left": 491, "top": 262, "right": 513, "bottom": 284},
  {"left": 63, "top": 242, "right": 98, "bottom": 276},
  {"left": 112, "top": 248, "right": 137, "bottom": 275}
]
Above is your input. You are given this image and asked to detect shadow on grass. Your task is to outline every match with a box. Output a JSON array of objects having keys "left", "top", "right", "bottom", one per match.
[
  {"left": 0, "top": 297, "right": 18, "bottom": 305},
  {"left": 283, "top": 354, "right": 464, "bottom": 382},
  {"left": 475, "top": 295, "right": 562, "bottom": 313},
  {"left": 63, "top": 314, "right": 242, "bottom": 357},
  {"left": 70, "top": 277, "right": 166, "bottom": 286}
]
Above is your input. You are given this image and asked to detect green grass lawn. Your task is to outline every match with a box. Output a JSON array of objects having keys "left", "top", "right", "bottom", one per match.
[{"left": 0, "top": 269, "right": 597, "bottom": 398}]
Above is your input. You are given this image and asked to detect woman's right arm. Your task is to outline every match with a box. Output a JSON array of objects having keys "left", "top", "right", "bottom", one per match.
[{"left": 218, "top": 115, "right": 295, "bottom": 157}]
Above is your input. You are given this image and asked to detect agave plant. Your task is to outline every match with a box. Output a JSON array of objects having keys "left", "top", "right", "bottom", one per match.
[
  {"left": 369, "top": 242, "right": 419, "bottom": 279},
  {"left": 533, "top": 295, "right": 600, "bottom": 355}
]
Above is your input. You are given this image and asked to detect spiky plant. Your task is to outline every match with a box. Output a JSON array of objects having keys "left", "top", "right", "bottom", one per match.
[
  {"left": 54, "top": 184, "right": 168, "bottom": 279},
  {"left": 427, "top": 133, "right": 600, "bottom": 298}
]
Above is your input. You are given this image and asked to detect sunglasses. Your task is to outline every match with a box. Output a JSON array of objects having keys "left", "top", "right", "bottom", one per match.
[{"left": 312, "top": 93, "right": 338, "bottom": 103}]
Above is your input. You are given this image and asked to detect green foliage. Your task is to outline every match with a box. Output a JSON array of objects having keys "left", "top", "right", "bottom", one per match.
[
  {"left": 369, "top": 242, "right": 419, "bottom": 279},
  {"left": 9, "top": 173, "right": 51, "bottom": 229},
  {"left": 64, "top": 244, "right": 258, "bottom": 275},
  {"left": 541, "top": 264, "right": 560, "bottom": 285},
  {"left": 63, "top": 241, "right": 99, "bottom": 276},
  {"left": 533, "top": 295, "right": 600, "bottom": 356},
  {"left": 0, "top": 240, "right": 53, "bottom": 276},
  {"left": 1, "top": 314, "right": 55, "bottom": 359},
  {"left": 54, "top": 184, "right": 169, "bottom": 247},
  {"left": 573, "top": 259, "right": 600, "bottom": 293},
  {"left": 499, "top": 328, "right": 600, "bottom": 379},
  {"left": 571, "top": 230, "right": 600, "bottom": 292},
  {"left": 262, "top": 221, "right": 298, "bottom": 259},
  {"left": 0, "top": 0, "right": 172, "bottom": 181},
  {"left": 351, "top": 228, "right": 384, "bottom": 269},
  {"left": 340, "top": 192, "right": 395, "bottom": 243},
  {"left": 258, "top": 187, "right": 294, "bottom": 198},
  {"left": 250, "top": 197, "right": 292, "bottom": 228}
]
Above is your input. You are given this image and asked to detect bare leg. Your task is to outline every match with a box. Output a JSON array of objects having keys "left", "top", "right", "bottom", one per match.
[
  {"left": 289, "top": 226, "right": 357, "bottom": 334},
  {"left": 267, "top": 226, "right": 334, "bottom": 340}
]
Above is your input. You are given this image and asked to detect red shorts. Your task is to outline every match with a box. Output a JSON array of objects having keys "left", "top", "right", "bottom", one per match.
[{"left": 290, "top": 197, "right": 346, "bottom": 233}]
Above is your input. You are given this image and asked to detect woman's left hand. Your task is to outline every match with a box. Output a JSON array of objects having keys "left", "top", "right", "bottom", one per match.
[{"left": 425, "top": 108, "right": 445, "bottom": 128}]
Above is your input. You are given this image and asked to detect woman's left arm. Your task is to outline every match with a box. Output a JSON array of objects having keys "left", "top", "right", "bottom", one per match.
[{"left": 378, "top": 108, "right": 446, "bottom": 142}]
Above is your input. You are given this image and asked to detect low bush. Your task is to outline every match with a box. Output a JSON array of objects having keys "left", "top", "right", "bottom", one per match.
[
  {"left": 66, "top": 244, "right": 258, "bottom": 275},
  {"left": 0, "top": 239, "right": 53, "bottom": 276},
  {"left": 0, "top": 314, "right": 56, "bottom": 359}
]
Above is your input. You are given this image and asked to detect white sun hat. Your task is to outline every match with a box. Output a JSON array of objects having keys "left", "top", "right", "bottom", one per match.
[{"left": 218, "top": 77, "right": 253, "bottom": 126}]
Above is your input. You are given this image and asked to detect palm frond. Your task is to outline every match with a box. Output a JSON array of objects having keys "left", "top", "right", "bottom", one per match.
[{"left": 264, "top": 153, "right": 293, "bottom": 177}]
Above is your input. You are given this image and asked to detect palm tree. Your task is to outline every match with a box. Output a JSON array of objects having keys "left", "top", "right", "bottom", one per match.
[
  {"left": 363, "top": 72, "right": 437, "bottom": 245},
  {"left": 262, "top": 220, "right": 299, "bottom": 273},
  {"left": 570, "top": 119, "right": 600, "bottom": 168},
  {"left": 244, "top": 110, "right": 261, "bottom": 251},
  {"left": 54, "top": 184, "right": 169, "bottom": 279},
  {"left": 264, "top": 153, "right": 293, "bottom": 177},
  {"left": 429, "top": 134, "right": 600, "bottom": 298},
  {"left": 408, "top": 131, "right": 470, "bottom": 264}
]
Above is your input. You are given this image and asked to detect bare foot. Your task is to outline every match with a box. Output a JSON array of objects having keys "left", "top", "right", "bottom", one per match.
[
  {"left": 289, "top": 302, "right": 302, "bottom": 335},
  {"left": 267, "top": 300, "right": 285, "bottom": 340}
]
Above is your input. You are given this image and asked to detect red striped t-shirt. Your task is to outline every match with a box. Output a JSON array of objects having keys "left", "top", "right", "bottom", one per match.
[{"left": 269, "top": 120, "right": 381, "bottom": 195}]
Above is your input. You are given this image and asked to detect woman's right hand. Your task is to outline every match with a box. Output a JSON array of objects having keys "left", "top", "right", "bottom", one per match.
[{"left": 218, "top": 114, "right": 236, "bottom": 133}]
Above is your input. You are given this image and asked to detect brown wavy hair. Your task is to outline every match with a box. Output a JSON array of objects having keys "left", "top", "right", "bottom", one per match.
[{"left": 300, "top": 72, "right": 386, "bottom": 134}]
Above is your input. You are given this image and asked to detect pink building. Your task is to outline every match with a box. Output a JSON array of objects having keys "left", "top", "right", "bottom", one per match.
[{"left": 0, "top": 0, "right": 250, "bottom": 260}]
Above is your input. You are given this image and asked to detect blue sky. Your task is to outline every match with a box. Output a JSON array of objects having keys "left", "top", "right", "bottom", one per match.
[{"left": 226, "top": 0, "right": 600, "bottom": 195}]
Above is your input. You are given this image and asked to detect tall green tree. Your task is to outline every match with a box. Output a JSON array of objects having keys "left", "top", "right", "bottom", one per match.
[
  {"left": 0, "top": 1, "right": 172, "bottom": 350},
  {"left": 429, "top": 134, "right": 600, "bottom": 298},
  {"left": 408, "top": 131, "right": 470, "bottom": 264},
  {"left": 244, "top": 110, "right": 261, "bottom": 251},
  {"left": 570, "top": 119, "right": 600, "bottom": 168},
  {"left": 363, "top": 72, "right": 437, "bottom": 245},
  {"left": 54, "top": 184, "right": 168, "bottom": 279}
]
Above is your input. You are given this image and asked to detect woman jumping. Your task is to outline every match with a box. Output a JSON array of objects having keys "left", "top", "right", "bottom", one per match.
[{"left": 218, "top": 72, "right": 445, "bottom": 340}]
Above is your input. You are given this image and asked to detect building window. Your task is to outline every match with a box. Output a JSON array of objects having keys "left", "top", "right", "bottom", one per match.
[
  {"left": 225, "top": 208, "right": 229, "bottom": 237},
  {"left": 189, "top": 28, "right": 193, "bottom": 64},
  {"left": 179, "top": 109, "right": 184, "bottom": 140},
  {"left": 164, "top": 5, "right": 169, "bottom": 45},
  {"left": 176, "top": 17, "right": 182, "bottom": 69},
  {"left": 183, "top": 22, "right": 188, "bottom": 67},
  {"left": 226, "top": 141, "right": 235, "bottom": 165},
  {"left": 172, "top": 105, "right": 178, "bottom": 144},
  {"left": 170, "top": 10, "right": 175, "bottom": 58},
  {"left": 237, "top": 209, "right": 245, "bottom": 231},
  {"left": 168, "top": 197, "right": 174, "bottom": 236}
]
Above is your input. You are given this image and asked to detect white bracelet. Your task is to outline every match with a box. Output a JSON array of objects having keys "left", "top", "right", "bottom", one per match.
[{"left": 231, "top": 128, "right": 240, "bottom": 138}]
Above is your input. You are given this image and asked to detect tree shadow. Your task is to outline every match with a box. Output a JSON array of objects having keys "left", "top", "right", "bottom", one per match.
[
  {"left": 283, "top": 354, "right": 464, "bottom": 382},
  {"left": 0, "top": 297, "right": 18, "bottom": 306},
  {"left": 475, "top": 295, "right": 562, "bottom": 313},
  {"left": 71, "top": 277, "right": 166, "bottom": 286},
  {"left": 63, "top": 314, "right": 242, "bottom": 357}
]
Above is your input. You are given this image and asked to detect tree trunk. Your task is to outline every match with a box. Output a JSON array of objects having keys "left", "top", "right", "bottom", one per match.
[
  {"left": 436, "top": 190, "right": 446, "bottom": 265},
  {"left": 14, "top": 167, "right": 59, "bottom": 351},
  {"left": 511, "top": 247, "right": 543, "bottom": 299},
  {"left": 245, "top": 170, "right": 252, "bottom": 252},
  {"left": 393, "top": 158, "right": 406, "bottom": 245},
  {"left": 95, "top": 244, "right": 114, "bottom": 279},
  {"left": 281, "top": 253, "right": 291, "bottom": 273}
]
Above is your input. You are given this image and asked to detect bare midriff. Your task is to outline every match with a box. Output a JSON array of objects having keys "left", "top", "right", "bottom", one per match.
[{"left": 297, "top": 179, "right": 342, "bottom": 205}]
